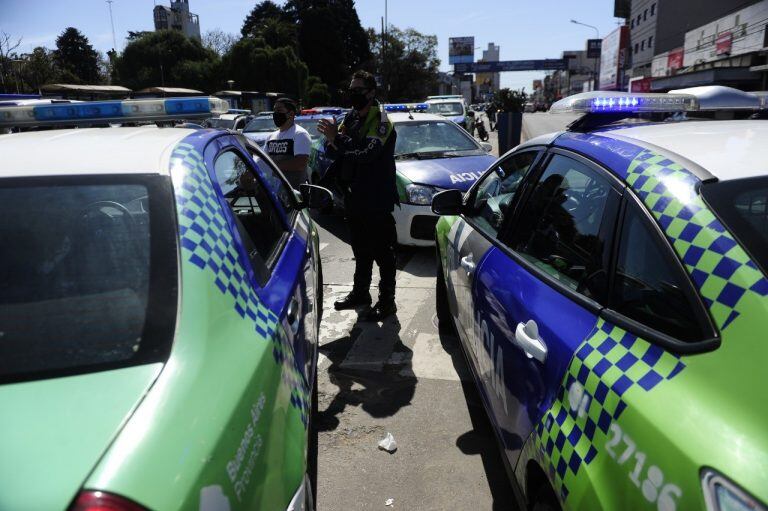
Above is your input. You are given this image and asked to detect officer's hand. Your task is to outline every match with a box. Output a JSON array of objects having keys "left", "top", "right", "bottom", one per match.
[{"left": 318, "top": 118, "right": 337, "bottom": 144}]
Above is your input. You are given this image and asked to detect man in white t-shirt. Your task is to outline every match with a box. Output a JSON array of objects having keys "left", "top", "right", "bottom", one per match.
[{"left": 265, "top": 97, "right": 312, "bottom": 189}]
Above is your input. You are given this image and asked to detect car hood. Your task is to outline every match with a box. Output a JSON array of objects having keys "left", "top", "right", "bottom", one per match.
[
  {"left": 0, "top": 363, "right": 163, "bottom": 509},
  {"left": 396, "top": 154, "right": 495, "bottom": 191},
  {"left": 449, "top": 115, "right": 465, "bottom": 124}
]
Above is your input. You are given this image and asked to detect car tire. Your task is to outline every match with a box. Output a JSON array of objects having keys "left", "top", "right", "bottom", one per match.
[
  {"left": 435, "top": 248, "right": 451, "bottom": 328},
  {"left": 530, "top": 481, "right": 562, "bottom": 511},
  {"left": 307, "top": 370, "right": 319, "bottom": 508}
]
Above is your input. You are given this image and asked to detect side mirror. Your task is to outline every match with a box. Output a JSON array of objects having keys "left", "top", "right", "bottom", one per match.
[
  {"left": 431, "top": 189, "right": 464, "bottom": 216},
  {"left": 480, "top": 142, "right": 493, "bottom": 152},
  {"left": 299, "top": 183, "right": 333, "bottom": 210}
]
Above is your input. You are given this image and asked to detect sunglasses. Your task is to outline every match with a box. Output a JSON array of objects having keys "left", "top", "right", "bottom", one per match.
[{"left": 348, "top": 87, "right": 369, "bottom": 94}]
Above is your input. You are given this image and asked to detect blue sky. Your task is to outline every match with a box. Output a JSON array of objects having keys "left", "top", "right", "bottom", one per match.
[{"left": 2, "top": 0, "right": 622, "bottom": 90}]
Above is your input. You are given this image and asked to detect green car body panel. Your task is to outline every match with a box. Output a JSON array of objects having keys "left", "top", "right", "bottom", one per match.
[{"left": 0, "top": 364, "right": 163, "bottom": 509}]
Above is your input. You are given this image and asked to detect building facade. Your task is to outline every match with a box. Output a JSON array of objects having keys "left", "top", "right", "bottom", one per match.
[
  {"left": 622, "top": 0, "right": 768, "bottom": 91},
  {"left": 153, "top": 0, "right": 201, "bottom": 41}
]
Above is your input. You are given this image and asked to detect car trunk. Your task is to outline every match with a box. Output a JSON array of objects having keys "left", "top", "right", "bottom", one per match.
[{"left": 0, "top": 363, "right": 163, "bottom": 509}]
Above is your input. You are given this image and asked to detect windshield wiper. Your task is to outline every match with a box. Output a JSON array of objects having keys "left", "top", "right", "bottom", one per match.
[{"left": 395, "top": 152, "right": 425, "bottom": 160}]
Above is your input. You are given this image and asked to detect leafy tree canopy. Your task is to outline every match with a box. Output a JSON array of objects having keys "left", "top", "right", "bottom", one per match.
[{"left": 53, "top": 27, "right": 101, "bottom": 84}]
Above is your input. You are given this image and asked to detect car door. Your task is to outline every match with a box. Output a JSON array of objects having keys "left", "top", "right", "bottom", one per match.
[
  {"left": 207, "top": 138, "right": 315, "bottom": 408},
  {"left": 468, "top": 149, "right": 622, "bottom": 470},
  {"left": 445, "top": 148, "right": 543, "bottom": 431}
]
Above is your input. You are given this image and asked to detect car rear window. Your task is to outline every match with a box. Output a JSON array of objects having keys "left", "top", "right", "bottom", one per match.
[
  {"left": 0, "top": 175, "right": 178, "bottom": 382},
  {"left": 702, "top": 177, "right": 768, "bottom": 276}
]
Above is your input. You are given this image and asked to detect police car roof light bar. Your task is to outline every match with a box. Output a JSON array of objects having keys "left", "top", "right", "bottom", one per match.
[
  {"left": 550, "top": 91, "right": 699, "bottom": 115},
  {"left": 0, "top": 97, "right": 228, "bottom": 128}
]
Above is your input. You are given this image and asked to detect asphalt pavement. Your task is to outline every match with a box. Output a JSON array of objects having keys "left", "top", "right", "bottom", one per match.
[
  {"left": 312, "top": 111, "right": 577, "bottom": 510},
  {"left": 313, "top": 212, "right": 517, "bottom": 511}
]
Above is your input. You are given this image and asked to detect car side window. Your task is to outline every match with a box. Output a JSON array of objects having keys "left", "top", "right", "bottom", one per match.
[
  {"left": 213, "top": 150, "right": 287, "bottom": 285},
  {"left": 612, "top": 198, "right": 707, "bottom": 342},
  {"left": 467, "top": 151, "right": 538, "bottom": 236},
  {"left": 251, "top": 152, "right": 298, "bottom": 222},
  {"left": 508, "top": 154, "right": 612, "bottom": 300}
]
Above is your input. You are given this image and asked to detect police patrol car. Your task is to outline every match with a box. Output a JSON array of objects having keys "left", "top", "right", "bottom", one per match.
[
  {"left": 425, "top": 95, "right": 469, "bottom": 129},
  {"left": 0, "top": 97, "right": 330, "bottom": 511},
  {"left": 431, "top": 90, "right": 768, "bottom": 511}
]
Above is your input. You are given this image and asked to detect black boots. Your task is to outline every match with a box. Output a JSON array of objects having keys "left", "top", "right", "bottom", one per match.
[
  {"left": 361, "top": 298, "right": 397, "bottom": 322},
  {"left": 333, "top": 290, "right": 372, "bottom": 310}
]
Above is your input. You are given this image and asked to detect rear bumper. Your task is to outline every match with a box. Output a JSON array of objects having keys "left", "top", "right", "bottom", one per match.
[{"left": 393, "top": 203, "right": 438, "bottom": 247}]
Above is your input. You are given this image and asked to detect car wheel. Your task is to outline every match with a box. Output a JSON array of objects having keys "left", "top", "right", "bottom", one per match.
[
  {"left": 435, "top": 248, "right": 451, "bottom": 328},
  {"left": 307, "top": 370, "right": 318, "bottom": 508},
  {"left": 530, "top": 480, "right": 562, "bottom": 511}
]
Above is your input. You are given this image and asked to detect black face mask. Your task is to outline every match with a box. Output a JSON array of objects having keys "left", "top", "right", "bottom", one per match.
[
  {"left": 273, "top": 112, "right": 288, "bottom": 127},
  {"left": 350, "top": 93, "right": 370, "bottom": 111}
]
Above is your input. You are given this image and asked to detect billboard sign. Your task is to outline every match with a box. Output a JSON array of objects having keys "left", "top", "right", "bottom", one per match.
[
  {"left": 587, "top": 39, "right": 602, "bottom": 59},
  {"left": 716, "top": 31, "right": 733, "bottom": 55},
  {"left": 453, "top": 59, "right": 567, "bottom": 73},
  {"left": 599, "top": 25, "right": 629, "bottom": 90},
  {"left": 629, "top": 76, "right": 652, "bottom": 93},
  {"left": 668, "top": 47, "right": 684, "bottom": 70},
  {"left": 449, "top": 37, "right": 475, "bottom": 65}
]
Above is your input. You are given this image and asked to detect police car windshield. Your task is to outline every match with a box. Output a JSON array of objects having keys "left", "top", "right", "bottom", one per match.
[
  {"left": 702, "top": 177, "right": 768, "bottom": 276},
  {"left": 426, "top": 102, "right": 463, "bottom": 117},
  {"left": 394, "top": 120, "right": 482, "bottom": 159},
  {"left": 243, "top": 117, "right": 276, "bottom": 133},
  {"left": 0, "top": 176, "right": 177, "bottom": 382},
  {"left": 295, "top": 118, "right": 324, "bottom": 140},
  {"left": 207, "top": 117, "right": 237, "bottom": 129}
]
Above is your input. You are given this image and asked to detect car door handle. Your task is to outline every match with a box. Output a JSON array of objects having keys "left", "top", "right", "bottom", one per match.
[
  {"left": 514, "top": 320, "right": 547, "bottom": 363},
  {"left": 287, "top": 298, "right": 300, "bottom": 335},
  {"left": 460, "top": 255, "right": 475, "bottom": 275}
]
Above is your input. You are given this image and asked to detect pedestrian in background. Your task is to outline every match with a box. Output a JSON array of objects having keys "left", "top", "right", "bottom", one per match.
[
  {"left": 485, "top": 102, "right": 498, "bottom": 131},
  {"left": 265, "top": 97, "right": 312, "bottom": 188},
  {"left": 317, "top": 70, "right": 398, "bottom": 322}
]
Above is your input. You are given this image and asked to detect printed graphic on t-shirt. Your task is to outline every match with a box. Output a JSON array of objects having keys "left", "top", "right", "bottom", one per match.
[{"left": 266, "top": 138, "right": 295, "bottom": 159}]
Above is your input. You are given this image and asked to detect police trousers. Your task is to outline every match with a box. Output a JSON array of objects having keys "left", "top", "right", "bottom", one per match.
[{"left": 347, "top": 212, "right": 397, "bottom": 300}]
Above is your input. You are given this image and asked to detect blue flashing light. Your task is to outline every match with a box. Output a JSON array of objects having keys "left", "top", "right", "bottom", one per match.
[
  {"left": 0, "top": 96, "right": 228, "bottom": 128},
  {"left": 412, "top": 103, "right": 428, "bottom": 111},
  {"left": 550, "top": 91, "right": 698, "bottom": 115},
  {"left": 34, "top": 101, "right": 124, "bottom": 121},
  {"left": 320, "top": 108, "right": 342, "bottom": 115},
  {"left": 384, "top": 104, "right": 409, "bottom": 112}
]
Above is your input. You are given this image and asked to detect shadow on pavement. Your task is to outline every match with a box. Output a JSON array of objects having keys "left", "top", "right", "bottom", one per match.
[
  {"left": 436, "top": 321, "right": 519, "bottom": 510},
  {"left": 316, "top": 313, "right": 417, "bottom": 432}
]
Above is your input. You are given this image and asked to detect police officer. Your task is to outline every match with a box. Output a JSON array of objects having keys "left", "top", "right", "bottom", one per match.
[{"left": 317, "top": 70, "right": 398, "bottom": 321}]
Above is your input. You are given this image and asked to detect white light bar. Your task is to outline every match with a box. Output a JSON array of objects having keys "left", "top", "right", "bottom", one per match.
[
  {"left": 669, "top": 86, "right": 761, "bottom": 110},
  {"left": 550, "top": 91, "right": 699, "bottom": 115},
  {"left": 0, "top": 97, "right": 228, "bottom": 128}
]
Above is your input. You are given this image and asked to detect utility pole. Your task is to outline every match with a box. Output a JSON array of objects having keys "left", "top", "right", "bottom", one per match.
[{"left": 107, "top": 0, "right": 117, "bottom": 51}]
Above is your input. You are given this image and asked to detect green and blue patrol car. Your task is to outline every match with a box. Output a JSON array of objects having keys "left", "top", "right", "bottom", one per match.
[
  {"left": 0, "top": 97, "right": 329, "bottom": 511},
  {"left": 432, "top": 89, "right": 768, "bottom": 511}
]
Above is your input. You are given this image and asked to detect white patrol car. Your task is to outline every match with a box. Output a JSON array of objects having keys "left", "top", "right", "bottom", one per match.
[
  {"left": 424, "top": 96, "right": 468, "bottom": 130},
  {"left": 206, "top": 112, "right": 253, "bottom": 132},
  {"left": 385, "top": 108, "right": 495, "bottom": 246}
]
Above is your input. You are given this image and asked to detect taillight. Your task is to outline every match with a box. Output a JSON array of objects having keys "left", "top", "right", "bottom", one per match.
[{"left": 69, "top": 491, "right": 148, "bottom": 511}]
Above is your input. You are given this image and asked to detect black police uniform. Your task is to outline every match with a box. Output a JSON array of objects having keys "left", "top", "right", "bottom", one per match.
[{"left": 325, "top": 101, "right": 398, "bottom": 316}]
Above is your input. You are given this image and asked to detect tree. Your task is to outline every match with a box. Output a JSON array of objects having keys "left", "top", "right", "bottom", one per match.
[
  {"left": 53, "top": 27, "right": 101, "bottom": 84},
  {"left": 285, "top": 0, "right": 373, "bottom": 101},
  {"left": 0, "top": 32, "right": 23, "bottom": 93},
  {"left": 304, "top": 75, "right": 330, "bottom": 106},
  {"left": 18, "top": 47, "right": 59, "bottom": 91},
  {"left": 203, "top": 29, "right": 239, "bottom": 57},
  {"left": 368, "top": 26, "right": 440, "bottom": 102},
  {"left": 222, "top": 37, "right": 308, "bottom": 98},
  {"left": 241, "top": 1, "right": 289, "bottom": 38},
  {"left": 114, "top": 30, "right": 221, "bottom": 92}
]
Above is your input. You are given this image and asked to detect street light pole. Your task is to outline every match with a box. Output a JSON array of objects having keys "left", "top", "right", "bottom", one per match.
[
  {"left": 571, "top": 19, "right": 600, "bottom": 91},
  {"left": 106, "top": 0, "right": 117, "bottom": 51}
]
